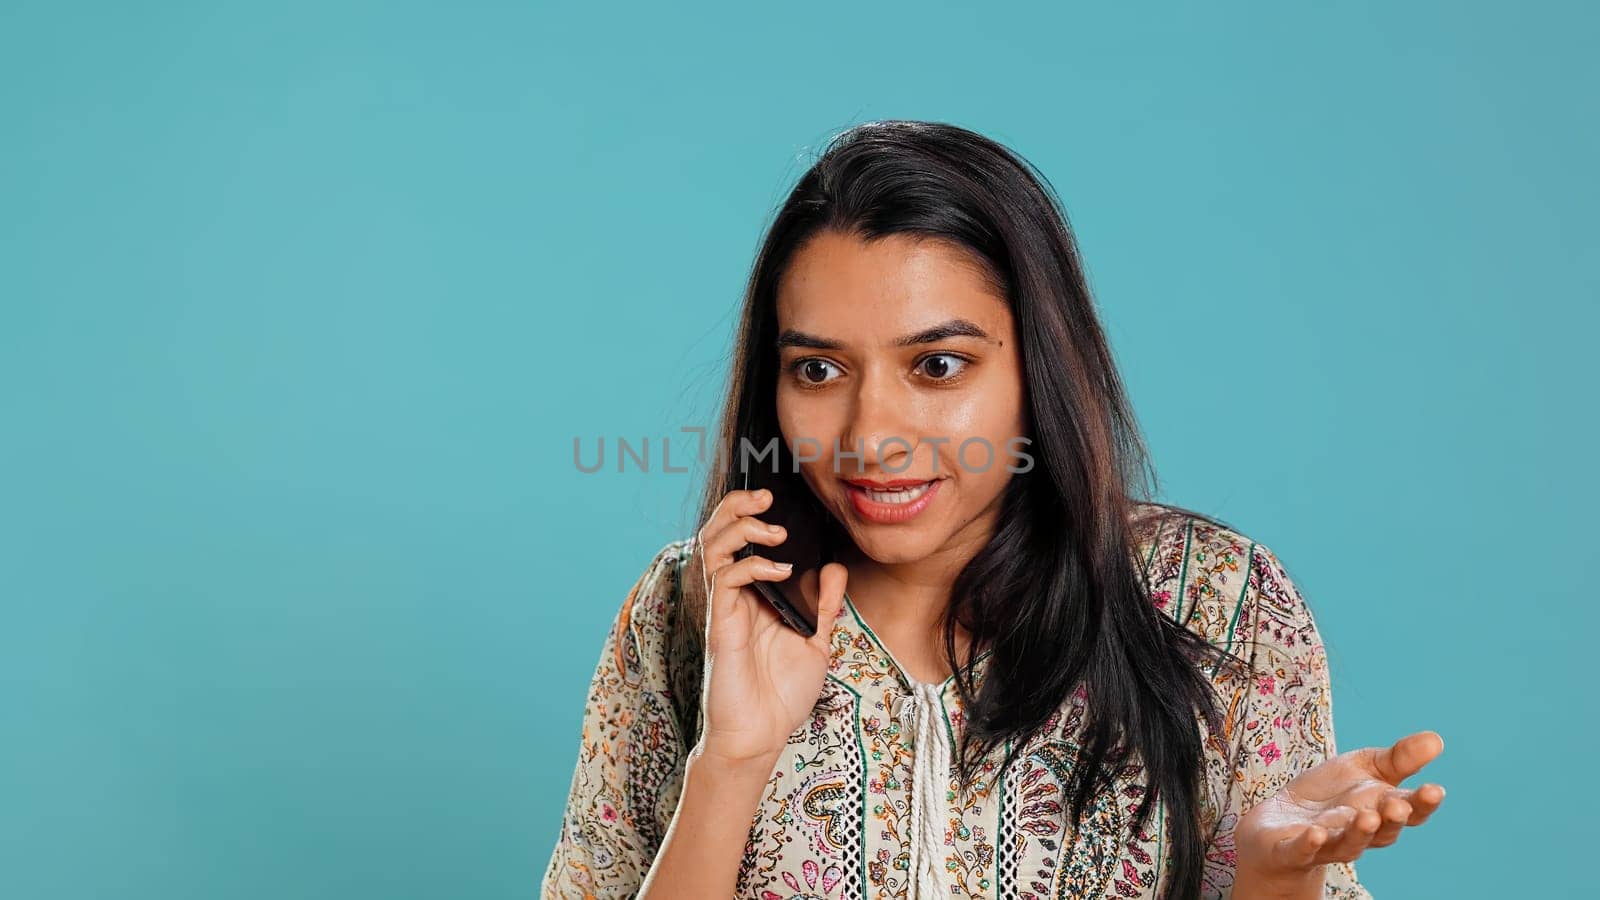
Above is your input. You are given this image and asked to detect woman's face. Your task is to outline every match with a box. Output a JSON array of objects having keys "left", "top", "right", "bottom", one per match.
[{"left": 773, "top": 230, "right": 1028, "bottom": 567}]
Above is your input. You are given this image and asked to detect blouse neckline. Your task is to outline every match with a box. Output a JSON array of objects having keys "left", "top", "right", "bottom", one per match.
[{"left": 840, "top": 589, "right": 994, "bottom": 695}]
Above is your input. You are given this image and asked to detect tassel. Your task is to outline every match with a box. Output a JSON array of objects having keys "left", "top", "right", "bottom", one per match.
[{"left": 896, "top": 681, "right": 953, "bottom": 899}]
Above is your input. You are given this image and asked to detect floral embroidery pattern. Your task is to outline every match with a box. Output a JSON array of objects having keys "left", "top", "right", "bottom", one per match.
[{"left": 543, "top": 506, "right": 1374, "bottom": 899}]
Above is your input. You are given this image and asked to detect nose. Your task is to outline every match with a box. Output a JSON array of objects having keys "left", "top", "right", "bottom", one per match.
[{"left": 838, "top": 365, "right": 918, "bottom": 476}]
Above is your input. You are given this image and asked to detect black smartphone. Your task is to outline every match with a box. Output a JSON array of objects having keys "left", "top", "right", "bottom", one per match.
[{"left": 734, "top": 465, "right": 829, "bottom": 637}]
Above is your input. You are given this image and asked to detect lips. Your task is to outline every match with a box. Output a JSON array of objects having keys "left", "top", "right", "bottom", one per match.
[{"left": 842, "top": 477, "right": 943, "bottom": 524}]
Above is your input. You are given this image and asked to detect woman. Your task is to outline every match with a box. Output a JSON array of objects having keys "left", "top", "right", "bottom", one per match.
[{"left": 543, "top": 121, "right": 1445, "bottom": 899}]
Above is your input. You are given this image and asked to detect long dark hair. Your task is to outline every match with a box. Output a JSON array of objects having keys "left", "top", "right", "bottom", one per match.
[{"left": 665, "top": 120, "right": 1250, "bottom": 900}]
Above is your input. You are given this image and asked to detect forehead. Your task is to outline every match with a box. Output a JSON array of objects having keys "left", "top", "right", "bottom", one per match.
[{"left": 775, "top": 231, "right": 1008, "bottom": 334}]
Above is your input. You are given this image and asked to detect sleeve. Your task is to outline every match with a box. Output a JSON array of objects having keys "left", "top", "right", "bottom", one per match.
[
  {"left": 1201, "top": 541, "right": 1374, "bottom": 900},
  {"left": 541, "top": 539, "right": 695, "bottom": 899}
]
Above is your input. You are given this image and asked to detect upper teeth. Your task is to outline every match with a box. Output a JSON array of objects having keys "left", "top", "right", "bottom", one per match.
[{"left": 862, "top": 482, "right": 933, "bottom": 503}]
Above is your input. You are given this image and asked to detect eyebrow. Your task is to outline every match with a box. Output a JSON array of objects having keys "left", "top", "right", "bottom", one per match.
[{"left": 775, "top": 318, "right": 993, "bottom": 351}]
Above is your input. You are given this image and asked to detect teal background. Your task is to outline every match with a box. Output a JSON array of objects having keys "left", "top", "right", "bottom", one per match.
[{"left": 2, "top": 1, "right": 1591, "bottom": 896}]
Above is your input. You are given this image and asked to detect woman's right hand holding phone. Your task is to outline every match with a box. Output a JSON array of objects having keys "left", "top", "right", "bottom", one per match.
[{"left": 687, "top": 487, "right": 848, "bottom": 767}]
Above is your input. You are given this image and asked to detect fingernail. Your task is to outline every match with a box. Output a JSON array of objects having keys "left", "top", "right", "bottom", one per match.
[
  {"left": 772, "top": 561, "right": 793, "bottom": 570},
  {"left": 767, "top": 522, "right": 782, "bottom": 532}
]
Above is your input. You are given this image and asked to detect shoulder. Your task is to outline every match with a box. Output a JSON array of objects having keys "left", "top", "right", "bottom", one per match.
[
  {"left": 544, "top": 541, "right": 697, "bottom": 895},
  {"left": 1130, "top": 502, "right": 1309, "bottom": 651},
  {"left": 572, "top": 537, "right": 698, "bottom": 767},
  {"left": 622, "top": 538, "right": 695, "bottom": 636},
  {"left": 599, "top": 538, "right": 695, "bottom": 691}
]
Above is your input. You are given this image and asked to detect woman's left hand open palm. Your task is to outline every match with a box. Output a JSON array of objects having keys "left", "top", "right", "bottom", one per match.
[{"left": 1235, "top": 730, "right": 1447, "bottom": 881}]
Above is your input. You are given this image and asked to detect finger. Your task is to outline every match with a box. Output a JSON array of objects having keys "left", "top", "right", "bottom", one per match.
[
  {"left": 1312, "top": 805, "right": 1359, "bottom": 832},
  {"left": 1404, "top": 783, "right": 1447, "bottom": 826},
  {"left": 707, "top": 553, "right": 793, "bottom": 632},
  {"left": 698, "top": 487, "right": 774, "bottom": 563},
  {"left": 1366, "top": 730, "right": 1444, "bottom": 785},
  {"left": 697, "top": 488, "right": 776, "bottom": 573},
  {"left": 1319, "top": 806, "right": 1381, "bottom": 863},
  {"left": 1272, "top": 823, "right": 1331, "bottom": 869},
  {"left": 1368, "top": 793, "right": 1413, "bottom": 848},
  {"left": 808, "top": 562, "right": 849, "bottom": 655},
  {"left": 719, "top": 513, "right": 790, "bottom": 558}
]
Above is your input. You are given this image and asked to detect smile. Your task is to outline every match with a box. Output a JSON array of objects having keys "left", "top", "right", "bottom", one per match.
[{"left": 843, "top": 478, "right": 944, "bottom": 524}]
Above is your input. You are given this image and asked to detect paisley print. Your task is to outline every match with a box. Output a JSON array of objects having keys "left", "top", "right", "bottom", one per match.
[
  {"left": 1017, "top": 741, "right": 1126, "bottom": 899},
  {"left": 542, "top": 504, "right": 1374, "bottom": 898}
]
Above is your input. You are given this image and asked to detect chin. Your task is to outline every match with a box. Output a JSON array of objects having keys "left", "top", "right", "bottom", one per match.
[{"left": 848, "top": 526, "right": 946, "bottom": 565}]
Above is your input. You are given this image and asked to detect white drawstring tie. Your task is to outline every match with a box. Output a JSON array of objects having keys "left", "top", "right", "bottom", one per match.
[{"left": 895, "top": 679, "right": 952, "bottom": 900}]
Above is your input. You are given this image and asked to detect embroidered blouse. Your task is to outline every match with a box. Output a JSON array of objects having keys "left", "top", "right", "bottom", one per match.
[{"left": 541, "top": 506, "right": 1374, "bottom": 899}]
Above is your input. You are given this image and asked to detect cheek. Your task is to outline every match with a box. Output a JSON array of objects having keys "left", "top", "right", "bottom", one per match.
[
  {"left": 936, "top": 399, "right": 1026, "bottom": 478},
  {"left": 940, "top": 393, "right": 1025, "bottom": 447},
  {"left": 777, "top": 399, "right": 841, "bottom": 452}
]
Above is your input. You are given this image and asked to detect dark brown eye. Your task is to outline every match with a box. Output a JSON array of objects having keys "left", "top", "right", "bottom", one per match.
[
  {"left": 791, "top": 358, "right": 840, "bottom": 386},
  {"left": 919, "top": 354, "right": 968, "bottom": 380}
]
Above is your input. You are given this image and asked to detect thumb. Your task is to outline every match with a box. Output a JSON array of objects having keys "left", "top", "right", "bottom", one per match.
[
  {"left": 1369, "top": 730, "right": 1445, "bottom": 785},
  {"left": 810, "top": 562, "right": 849, "bottom": 654}
]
